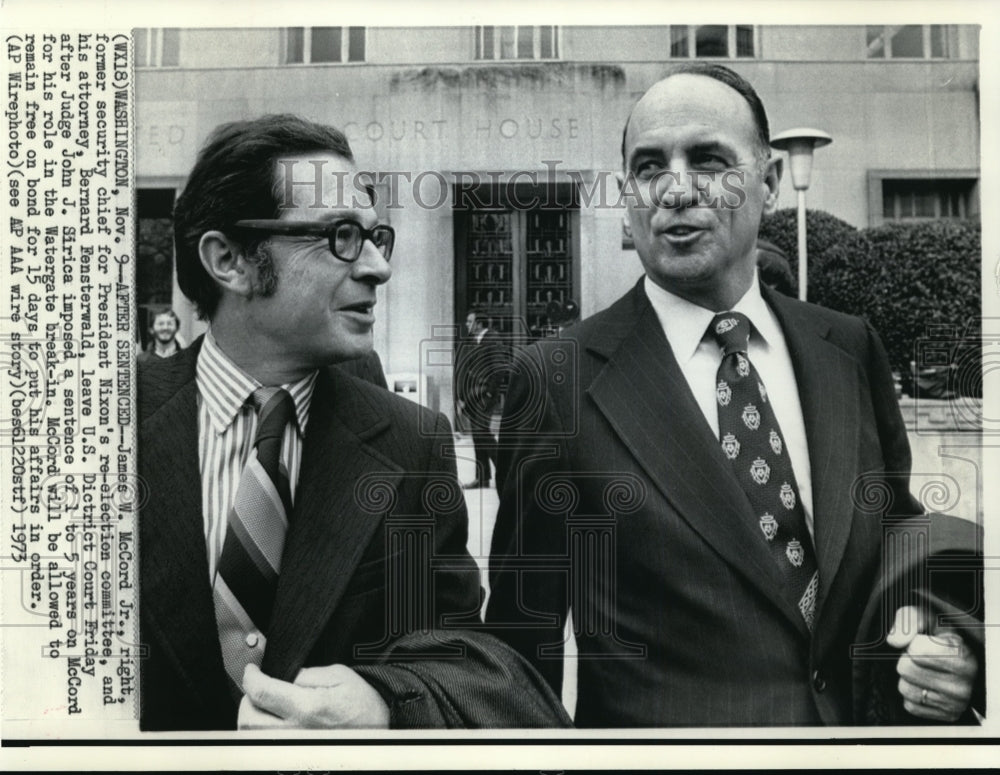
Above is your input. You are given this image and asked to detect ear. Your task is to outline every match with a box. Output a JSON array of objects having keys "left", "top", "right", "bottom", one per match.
[
  {"left": 761, "top": 156, "right": 782, "bottom": 216},
  {"left": 198, "top": 231, "right": 255, "bottom": 299}
]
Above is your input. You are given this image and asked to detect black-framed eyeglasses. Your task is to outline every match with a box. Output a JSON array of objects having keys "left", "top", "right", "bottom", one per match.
[{"left": 232, "top": 219, "right": 395, "bottom": 263}]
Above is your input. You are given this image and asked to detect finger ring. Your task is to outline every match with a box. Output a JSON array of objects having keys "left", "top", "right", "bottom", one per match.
[{"left": 920, "top": 688, "right": 929, "bottom": 705}]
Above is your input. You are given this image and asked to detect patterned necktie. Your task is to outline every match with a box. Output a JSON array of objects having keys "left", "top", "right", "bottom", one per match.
[
  {"left": 710, "top": 312, "right": 819, "bottom": 630},
  {"left": 213, "top": 386, "right": 295, "bottom": 694}
]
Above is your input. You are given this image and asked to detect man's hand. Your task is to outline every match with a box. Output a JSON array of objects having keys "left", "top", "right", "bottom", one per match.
[
  {"left": 238, "top": 663, "right": 391, "bottom": 729},
  {"left": 886, "top": 605, "right": 978, "bottom": 722}
]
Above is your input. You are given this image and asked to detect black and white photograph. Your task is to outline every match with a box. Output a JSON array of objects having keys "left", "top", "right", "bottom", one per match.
[{"left": 0, "top": 0, "right": 996, "bottom": 770}]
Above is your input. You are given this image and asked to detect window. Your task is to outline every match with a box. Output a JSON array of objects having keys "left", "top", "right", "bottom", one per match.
[
  {"left": 866, "top": 25, "right": 958, "bottom": 58},
  {"left": 882, "top": 179, "right": 975, "bottom": 221},
  {"left": 285, "top": 27, "right": 365, "bottom": 64},
  {"left": 454, "top": 183, "right": 579, "bottom": 340},
  {"left": 867, "top": 172, "right": 979, "bottom": 227},
  {"left": 475, "top": 26, "right": 559, "bottom": 60},
  {"left": 668, "top": 25, "right": 755, "bottom": 58},
  {"left": 135, "top": 28, "right": 180, "bottom": 67}
]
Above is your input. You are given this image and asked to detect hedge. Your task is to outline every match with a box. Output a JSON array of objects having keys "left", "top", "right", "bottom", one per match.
[
  {"left": 758, "top": 208, "right": 871, "bottom": 314},
  {"left": 862, "top": 219, "right": 981, "bottom": 397},
  {"left": 758, "top": 210, "right": 981, "bottom": 396}
]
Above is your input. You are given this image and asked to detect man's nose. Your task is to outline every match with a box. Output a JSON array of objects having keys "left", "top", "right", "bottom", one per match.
[
  {"left": 353, "top": 236, "right": 392, "bottom": 285},
  {"left": 652, "top": 161, "right": 697, "bottom": 209}
]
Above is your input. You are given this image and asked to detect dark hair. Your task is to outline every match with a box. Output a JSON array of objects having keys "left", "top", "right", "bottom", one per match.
[
  {"left": 173, "top": 114, "right": 354, "bottom": 319},
  {"left": 149, "top": 307, "right": 180, "bottom": 329},
  {"left": 620, "top": 62, "right": 771, "bottom": 168}
]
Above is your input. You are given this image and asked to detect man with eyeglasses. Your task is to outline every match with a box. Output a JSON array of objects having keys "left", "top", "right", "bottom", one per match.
[{"left": 138, "top": 115, "right": 570, "bottom": 731}]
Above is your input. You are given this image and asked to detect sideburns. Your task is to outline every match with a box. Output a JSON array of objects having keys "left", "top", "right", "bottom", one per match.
[{"left": 246, "top": 241, "right": 279, "bottom": 299}]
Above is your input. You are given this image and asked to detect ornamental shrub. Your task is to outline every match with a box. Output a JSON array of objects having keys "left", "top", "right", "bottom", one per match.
[
  {"left": 758, "top": 208, "right": 869, "bottom": 315},
  {"left": 759, "top": 210, "right": 981, "bottom": 396},
  {"left": 862, "top": 219, "right": 981, "bottom": 397}
]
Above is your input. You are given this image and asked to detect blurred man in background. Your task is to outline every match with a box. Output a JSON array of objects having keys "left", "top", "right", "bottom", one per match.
[
  {"left": 456, "top": 308, "right": 505, "bottom": 488},
  {"left": 137, "top": 308, "right": 183, "bottom": 365}
]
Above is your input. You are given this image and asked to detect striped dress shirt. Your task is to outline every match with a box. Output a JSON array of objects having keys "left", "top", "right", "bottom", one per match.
[{"left": 196, "top": 333, "right": 317, "bottom": 580}]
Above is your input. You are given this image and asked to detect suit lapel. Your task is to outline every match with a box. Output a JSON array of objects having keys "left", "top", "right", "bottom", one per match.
[
  {"left": 765, "top": 289, "right": 862, "bottom": 624},
  {"left": 262, "top": 368, "right": 401, "bottom": 682},
  {"left": 586, "top": 283, "right": 809, "bottom": 635},
  {"left": 139, "top": 345, "right": 231, "bottom": 708}
]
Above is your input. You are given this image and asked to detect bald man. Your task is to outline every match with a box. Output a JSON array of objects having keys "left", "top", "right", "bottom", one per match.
[{"left": 486, "top": 63, "right": 980, "bottom": 727}]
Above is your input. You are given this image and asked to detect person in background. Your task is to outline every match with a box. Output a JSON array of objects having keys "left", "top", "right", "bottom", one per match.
[
  {"left": 137, "top": 308, "right": 183, "bottom": 365},
  {"left": 552, "top": 298, "right": 581, "bottom": 334},
  {"left": 455, "top": 308, "right": 505, "bottom": 489},
  {"left": 756, "top": 238, "right": 795, "bottom": 296}
]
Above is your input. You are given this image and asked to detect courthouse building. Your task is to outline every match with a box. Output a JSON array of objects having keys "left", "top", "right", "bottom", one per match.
[{"left": 134, "top": 24, "right": 981, "bottom": 415}]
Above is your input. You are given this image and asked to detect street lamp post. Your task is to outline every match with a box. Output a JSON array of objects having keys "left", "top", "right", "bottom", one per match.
[{"left": 770, "top": 128, "right": 833, "bottom": 302}]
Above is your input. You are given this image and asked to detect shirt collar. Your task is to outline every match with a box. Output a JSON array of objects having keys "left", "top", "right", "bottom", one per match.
[
  {"left": 196, "top": 331, "right": 318, "bottom": 436},
  {"left": 644, "top": 269, "right": 780, "bottom": 363},
  {"left": 150, "top": 341, "right": 179, "bottom": 357}
]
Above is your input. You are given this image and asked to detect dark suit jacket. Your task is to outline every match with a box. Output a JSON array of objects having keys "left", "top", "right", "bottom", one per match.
[
  {"left": 486, "top": 277, "right": 925, "bottom": 727},
  {"left": 456, "top": 329, "right": 506, "bottom": 420},
  {"left": 337, "top": 350, "right": 388, "bottom": 389},
  {"left": 139, "top": 338, "right": 570, "bottom": 730},
  {"left": 853, "top": 512, "right": 984, "bottom": 724}
]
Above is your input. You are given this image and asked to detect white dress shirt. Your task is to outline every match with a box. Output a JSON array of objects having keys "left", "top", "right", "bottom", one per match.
[{"left": 643, "top": 274, "right": 815, "bottom": 535}]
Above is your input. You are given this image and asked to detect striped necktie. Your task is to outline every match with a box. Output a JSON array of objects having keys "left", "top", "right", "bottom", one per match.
[
  {"left": 710, "top": 312, "right": 819, "bottom": 631},
  {"left": 213, "top": 386, "right": 295, "bottom": 695}
]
